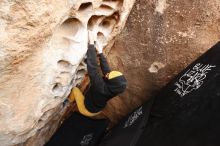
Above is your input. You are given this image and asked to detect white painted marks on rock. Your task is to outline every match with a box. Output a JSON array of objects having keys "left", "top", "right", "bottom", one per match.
[
  {"left": 155, "top": 0, "right": 169, "bottom": 15},
  {"left": 148, "top": 62, "right": 165, "bottom": 73}
]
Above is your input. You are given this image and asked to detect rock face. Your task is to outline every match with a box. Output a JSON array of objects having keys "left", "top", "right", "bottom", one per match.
[
  {"left": 0, "top": 0, "right": 135, "bottom": 145},
  {"left": 1, "top": 0, "right": 220, "bottom": 145},
  {"left": 104, "top": 0, "right": 220, "bottom": 123}
]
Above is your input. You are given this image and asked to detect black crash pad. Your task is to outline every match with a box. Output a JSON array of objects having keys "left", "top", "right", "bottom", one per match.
[
  {"left": 45, "top": 112, "right": 109, "bottom": 146},
  {"left": 136, "top": 42, "right": 220, "bottom": 146},
  {"left": 99, "top": 98, "right": 154, "bottom": 146},
  {"left": 99, "top": 42, "right": 220, "bottom": 146}
]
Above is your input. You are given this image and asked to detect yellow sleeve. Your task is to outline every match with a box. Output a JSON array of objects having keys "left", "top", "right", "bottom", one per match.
[
  {"left": 68, "top": 88, "right": 76, "bottom": 103},
  {"left": 72, "top": 87, "right": 100, "bottom": 117}
]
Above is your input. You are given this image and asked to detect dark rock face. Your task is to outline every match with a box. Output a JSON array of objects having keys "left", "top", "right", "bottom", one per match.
[{"left": 105, "top": 0, "right": 220, "bottom": 123}]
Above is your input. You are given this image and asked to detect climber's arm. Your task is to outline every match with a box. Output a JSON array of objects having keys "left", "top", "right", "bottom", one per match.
[
  {"left": 98, "top": 53, "right": 111, "bottom": 76},
  {"left": 86, "top": 44, "right": 106, "bottom": 91},
  {"left": 86, "top": 44, "right": 98, "bottom": 77},
  {"left": 85, "top": 31, "right": 110, "bottom": 113},
  {"left": 80, "top": 44, "right": 109, "bottom": 115}
]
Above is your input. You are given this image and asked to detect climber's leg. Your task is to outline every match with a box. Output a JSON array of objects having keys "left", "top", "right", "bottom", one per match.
[
  {"left": 73, "top": 87, "right": 100, "bottom": 117},
  {"left": 68, "top": 88, "right": 76, "bottom": 103}
]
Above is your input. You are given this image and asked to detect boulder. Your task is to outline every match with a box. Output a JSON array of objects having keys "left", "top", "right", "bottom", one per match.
[
  {"left": 0, "top": 0, "right": 135, "bottom": 145},
  {"left": 104, "top": 0, "right": 220, "bottom": 123}
]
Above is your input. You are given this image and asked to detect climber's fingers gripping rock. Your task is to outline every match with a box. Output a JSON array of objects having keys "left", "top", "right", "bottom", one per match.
[
  {"left": 96, "top": 42, "right": 104, "bottom": 54},
  {"left": 88, "top": 30, "right": 97, "bottom": 45}
]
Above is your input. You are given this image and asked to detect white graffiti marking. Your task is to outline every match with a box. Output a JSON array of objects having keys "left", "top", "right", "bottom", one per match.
[
  {"left": 174, "top": 63, "right": 216, "bottom": 97},
  {"left": 80, "top": 133, "right": 94, "bottom": 146},
  {"left": 124, "top": 106, "right": 143, "bottom": 128}
]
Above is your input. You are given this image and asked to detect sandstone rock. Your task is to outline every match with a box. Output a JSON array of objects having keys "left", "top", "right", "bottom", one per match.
[
  {"left": 0, "top": 0, "right": 135, "bottom": 145},
  {"left": 104, "top": 0, "right": 220, "bottom": 123},
  {"left": 2, "top": 0, "right": 220, "bottom": 145}
]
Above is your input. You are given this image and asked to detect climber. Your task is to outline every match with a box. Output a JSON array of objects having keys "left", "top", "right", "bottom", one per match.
[{"left": 68, "top": 31, "right": 127, "bottom": 117}]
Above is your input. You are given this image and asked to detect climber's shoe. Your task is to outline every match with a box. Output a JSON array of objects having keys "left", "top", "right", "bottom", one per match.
[{"left": 73, "top": 87, "right": 100, "bottom": 117}]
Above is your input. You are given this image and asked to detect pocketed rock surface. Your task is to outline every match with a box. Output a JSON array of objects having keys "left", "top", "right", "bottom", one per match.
[{"left": 0, "top": 0, "right": 135, "bottom": 145}]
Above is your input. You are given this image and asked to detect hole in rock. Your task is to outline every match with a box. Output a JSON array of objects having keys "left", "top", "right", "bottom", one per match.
[
  {"left": 110, "top": 11, "right": 120, "bottom": 22},
  {"left": 57, "top": 60, "right": 73, "bottom": 71},
  {"left": 97, "top": 32, "right": 106, "bottom": 41},
  {"left": 99, "top": 4, "right": 114, "bottom": 10},
  {"left": 88, "top": 15, "right": 104, "bottom": 30},
  {"left": 99, "top": 16, "right": 117, "bottom": 34},
  {"left": 60, "top": 18, "right": 83, "bottom": 39},
  {"left": 78, "top": 2, "right": 92, "bottom": 11},
  {"left": 50, "top": 18, "right": 83, "bottom": 52},
  {"left": 96, "top": 4, "right": 115, "bottom": 16},
  {"left": 52, "top": 83, "right": 63, "bottom": 94},
  {"left": 101, "top": 20, "right": 111, "bottom": 28},
  {"left": 148, "top": 62, "right": 165, "bottom": 73},
  {"left": 76, "top": 69, "right": 87, "bottom": 79},
  {"left": 58, "top": 72, "right": 72, "bottom": 86},
  {"left": 75, "top": 78, "right": 83, "bottom": 85},
  {"left": 77, "top": 63, "right": 87, "bottom": 70},
  {"left": 96, "top": 15, "right": 118, "bottom": 37}
]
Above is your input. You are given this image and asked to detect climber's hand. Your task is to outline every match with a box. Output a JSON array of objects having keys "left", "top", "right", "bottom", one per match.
[
  {"left": 88, "top": 30, "right": 96, "bottom": 45},
  {"left": 96, "top": 42, "right": 104, "bottom": 54}
]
